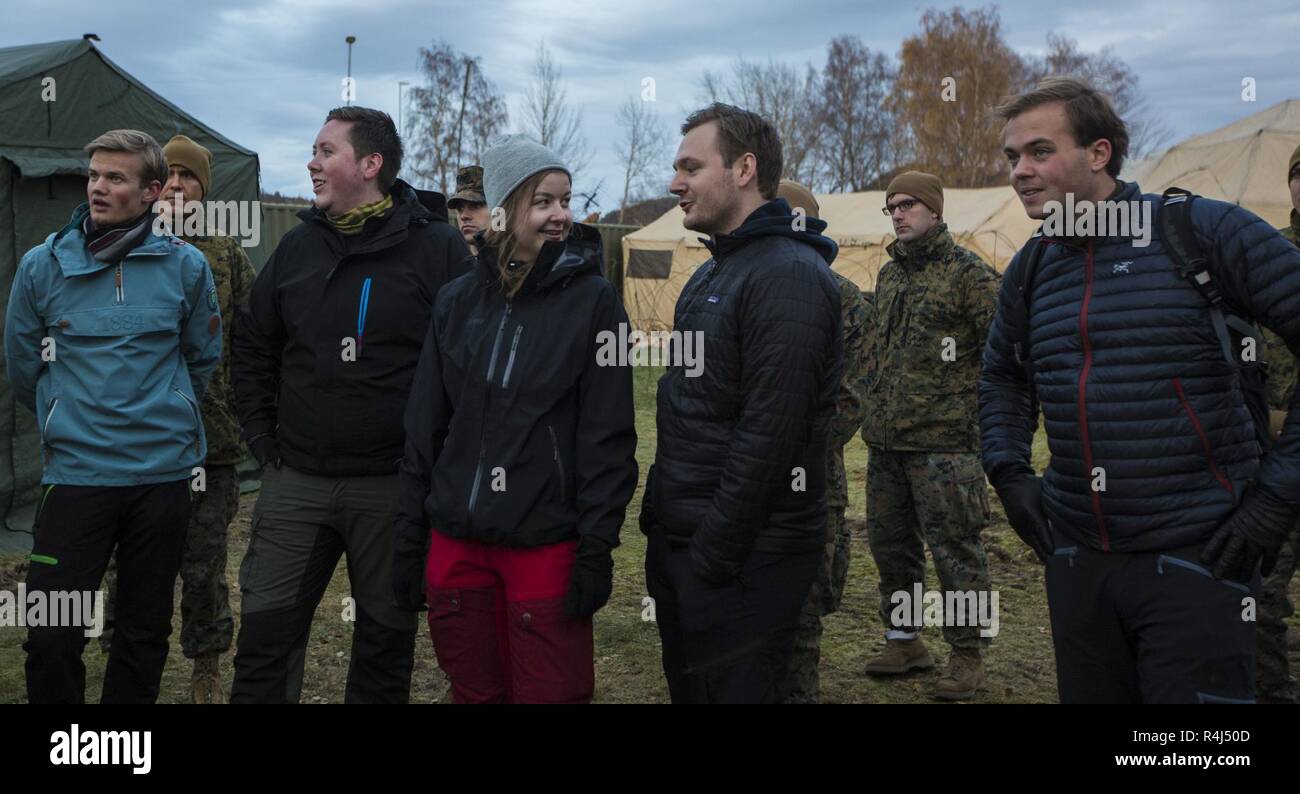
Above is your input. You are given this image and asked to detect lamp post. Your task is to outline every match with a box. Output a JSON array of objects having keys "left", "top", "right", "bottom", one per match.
[
  {"left": 398, "top": 80, "right": 409, "bottom": 137},
  {"left": 345, "top": 35, "right": 356, "bottom": 106}
]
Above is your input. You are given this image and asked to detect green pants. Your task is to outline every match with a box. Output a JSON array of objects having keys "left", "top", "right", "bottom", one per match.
[{"left": 866, "top": 449, "right": 992, "bottom": 650}]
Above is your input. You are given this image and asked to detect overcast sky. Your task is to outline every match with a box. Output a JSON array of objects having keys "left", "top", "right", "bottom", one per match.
[{"left": 5, "top": 0, "right": 1299, "bottom": 209}]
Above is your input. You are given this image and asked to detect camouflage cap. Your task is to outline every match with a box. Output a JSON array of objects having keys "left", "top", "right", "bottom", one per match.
[{"left": 448, "top": 165, "right": 486, "bottom": 208}]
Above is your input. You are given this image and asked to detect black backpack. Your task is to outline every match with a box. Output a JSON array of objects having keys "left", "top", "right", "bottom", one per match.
[{"left": 1010, "top": 186, "right": 1273, "bottom": 450}]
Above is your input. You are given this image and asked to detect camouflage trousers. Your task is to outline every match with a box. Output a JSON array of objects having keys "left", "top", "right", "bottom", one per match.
[
  {"left": 865, "top": 449, "right": 992, "bottom": 650},
  {"left": 784, "top": 508, "right": 851, "bottom": 704},
  {"left": 100, "top": 465, "right": 239, "bottom": 658},
  {"left": 1256, "top": 527, "right": 1298, "bottom": 702}
]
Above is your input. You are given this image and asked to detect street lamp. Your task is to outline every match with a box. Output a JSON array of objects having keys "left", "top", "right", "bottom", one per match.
[
  {"left": 398, "top": 80, "right": 410, "bottom": 137},
  {"left": 345, "top": 35, "right": 356, "bottom": 106}
]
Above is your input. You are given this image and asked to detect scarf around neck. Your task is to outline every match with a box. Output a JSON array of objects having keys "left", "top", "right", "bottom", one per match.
[
  {"left": 328, "top": 193, "right": 393, "bottom": 236},
  {"left": 83, "top": 211, "right": 154, "bottom": 264}
]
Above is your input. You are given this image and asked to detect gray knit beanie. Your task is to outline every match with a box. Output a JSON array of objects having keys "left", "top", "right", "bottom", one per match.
[{"left": 482, "top": 134, "right": 570, "bottom": 211}]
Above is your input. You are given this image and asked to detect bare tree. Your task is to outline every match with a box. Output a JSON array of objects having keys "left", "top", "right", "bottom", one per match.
[
  {"left": 613, "top": 96, "right": 669, "bottom": 223},
  {"left": 1030, "top": 33, "right": 1172, "bottom": 160},
  {"left": 816, "top": 36, "right": 898, "bottom": 192},
  {"left": 406, "top": 41, "right": 508, "bottom": 194},
  {"left": 698, "top": 57, "right": 823, "bottom": 188},
  {"left": 521, "top": 41, "right": 592, "bottom": 176}
]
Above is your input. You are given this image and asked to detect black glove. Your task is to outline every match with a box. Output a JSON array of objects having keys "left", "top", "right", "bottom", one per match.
[
  {"left": 1201, "top": 486, "right": 1296, "bottom": 582},
  {"left": 638, "top": 465, "right": 658, "bottom": 536},
  {"left": 392, "top": 523, "right": 428, "bottom": 611},
  {"left": 565, "top": 538, "right": 615, "bottom": 618},
  {"left": 249, "top": 434, "right": 281, "bottom": 470},
  {"left": 688, "top": 536, "right": 739, "bottom": 586},
  {"left": 992, "top": 469, "right": 1053, "bottom": 563}
]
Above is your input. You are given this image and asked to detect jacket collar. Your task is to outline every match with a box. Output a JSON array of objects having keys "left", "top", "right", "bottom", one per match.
[
  {"left": 49, "top": 204, "right": 175, "bottom": 277},
  {"left": 299, "top": 178, "right": 433, "bottom": 255},
  {"left": 475, "top": 223, "right": 603, "bottom": 296},
  {"left": 886, "top": 222, "right": 953, "bottom": 267}
]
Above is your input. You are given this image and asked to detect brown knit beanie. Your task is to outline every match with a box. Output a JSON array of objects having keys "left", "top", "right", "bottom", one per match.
[
  {"left": 163, "top": 135, "right": 212, "bottom": 199},
  {"left": 886, "top": 170, "right": 944, "bottom": 218}
]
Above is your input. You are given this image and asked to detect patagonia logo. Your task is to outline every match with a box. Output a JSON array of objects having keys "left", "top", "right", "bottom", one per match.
[
  {"left": 707, "top": 295, "right": 721, "bottom": 304},
  {"left": 1114, "top": 261, "right": 1132, "bottom": 274}
]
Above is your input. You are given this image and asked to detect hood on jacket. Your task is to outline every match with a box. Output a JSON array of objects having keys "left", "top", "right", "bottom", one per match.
[
  {"left": 704, "top": 197, "right": 839, "bottom": 267},
  {"left": 475, "top": 222, "right": 604, "bottom": 295},
  {"left": 46, "top": 203, "right": 181, "bottom": 278}
]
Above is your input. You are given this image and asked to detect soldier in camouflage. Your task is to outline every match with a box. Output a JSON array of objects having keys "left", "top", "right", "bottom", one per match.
[
  {"left": 100, "top": 136, "right": 253, "bottom": 703},
  {"left": 1256, "top": 145, "right": 1300, "bottom": 704},
  {"left": 860, "top": 172, "right": 1000, "bottom": 700},
  {"left": 775, "top": 181, "right": 872, "bottom": 704}
]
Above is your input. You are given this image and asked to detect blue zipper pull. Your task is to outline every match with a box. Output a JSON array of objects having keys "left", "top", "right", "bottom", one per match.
[{"left": 357, "top": 276, "right": 372, "bottom": 353}]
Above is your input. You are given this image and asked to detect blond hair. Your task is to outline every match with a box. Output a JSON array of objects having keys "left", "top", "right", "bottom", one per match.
[{"left": 84, "top": 129, "right": 168, "bottom": 186}]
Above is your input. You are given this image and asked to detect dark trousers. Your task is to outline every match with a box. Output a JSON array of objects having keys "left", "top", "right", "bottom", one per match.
[
  {"left": 231, "top": 465, "right": 415, "bottom": 704},
  {"left": 24, "top": 480, "right": 191, "bottom": 704},
  {"left": 1046, "top": 540, "right": 1259, "bottom": 704},
  {"left": 645, "top": 531, "right": 819, "bottom": 704}
]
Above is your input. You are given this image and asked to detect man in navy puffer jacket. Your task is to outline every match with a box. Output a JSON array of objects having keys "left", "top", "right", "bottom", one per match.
[{"left": 980, "top": 79, "right": 1300, "bottom": 703}]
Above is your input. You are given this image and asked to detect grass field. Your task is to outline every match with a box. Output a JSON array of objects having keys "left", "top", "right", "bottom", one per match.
[{"left": 1, "top": 365, "right": 1294, "bottom": 703}]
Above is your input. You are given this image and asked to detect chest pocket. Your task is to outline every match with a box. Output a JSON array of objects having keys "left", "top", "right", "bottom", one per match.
[
  {"left": 50, "top": 306, "right": 182, "bottom": 401},
  {"left": 54, "top": 305, "right": 180, "bottom": 340}
]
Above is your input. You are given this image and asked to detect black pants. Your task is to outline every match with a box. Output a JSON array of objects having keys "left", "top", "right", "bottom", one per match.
[
  {"left": 1045, "top": 540, "right": 1259, "bottom": 704},
  {"left": 24, "top": 480, "right": 191, "bottom": 704},
  {"left": 645, "top": 531, "right": 819, "bottom": 704},
  {"left": 231, "top": 466, "right": 415, "bottom": 704}
]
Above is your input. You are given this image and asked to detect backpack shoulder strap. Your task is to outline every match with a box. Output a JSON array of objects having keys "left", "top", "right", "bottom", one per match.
[
  {"left": 1159, "top": 187, "right": 1260, "bottom": 365},
  {"left": 1013, "top": 231, "right": 1047, "bottom": 369}
]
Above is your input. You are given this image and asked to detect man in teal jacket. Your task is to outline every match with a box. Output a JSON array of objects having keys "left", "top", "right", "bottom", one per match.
[{"left": 4, "top": 129, "right": 220, "bottom": 703}]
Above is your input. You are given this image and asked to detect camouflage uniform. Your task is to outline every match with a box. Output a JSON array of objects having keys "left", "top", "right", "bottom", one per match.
[
  {"left": 785, "top": 275, "right": 871, "bottom": 703},
  {"left": 100, "top": 234, "right": 254, "bottom": 658},
  {"left": 1256, "top": 212, "right": 1300, "bottom": 702},
  {"left": 861, "top": 224, "right": 1000, "bottom": 650}
]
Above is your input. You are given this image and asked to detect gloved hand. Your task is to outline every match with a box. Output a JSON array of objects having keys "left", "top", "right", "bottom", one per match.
[
  {"left": 638, "top": 465, "right": 658, "bottom": 536},
  {"left": 1201, "top": 485, "right": 1296, "bottom": 582},
  {"left": 992, "top": 469, "right": 1053, "bottom": 563},
  {"left": 565, "top": 538, "right": 614, "bottom": 618},
  {"left": 391, "top": 523, "right": 428, "bottom": 611},
  {"left": 249, "top": 434, "right": 281, "bottom": 470}
]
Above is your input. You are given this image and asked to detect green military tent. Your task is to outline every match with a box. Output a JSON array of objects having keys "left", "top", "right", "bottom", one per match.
[{"left": 0, "top": 38, "right": 261, "bottom": 542}]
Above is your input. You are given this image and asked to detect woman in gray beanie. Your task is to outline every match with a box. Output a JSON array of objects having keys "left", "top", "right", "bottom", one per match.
[{"left": 393, "top": 136, "right": 638, "bottom": 703}]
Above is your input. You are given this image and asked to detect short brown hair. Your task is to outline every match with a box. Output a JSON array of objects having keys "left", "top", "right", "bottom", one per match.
[
  {"left": 324, "top": 106, "right": 403, "bottom": 192},
  {"left": 994, "top": 78, "right": 1130, "bottom": 178},
  {"left": 681, "top": 102, "right": 783, "bottom": 199},
  {"left": 84, "top": 129, "right": 167, "bottom": 186}
]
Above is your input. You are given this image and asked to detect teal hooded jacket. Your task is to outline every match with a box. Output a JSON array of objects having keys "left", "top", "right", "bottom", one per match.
[{"left": 4, "top": 204, "right": 221, "bottom": 486}]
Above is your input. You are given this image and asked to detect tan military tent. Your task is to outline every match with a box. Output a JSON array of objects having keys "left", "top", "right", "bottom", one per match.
[
  {"left": 621, "top": 187, "right": 1037, "bottom": 332},
  {"left": 1122, "top": 98, "right": 1300, "bottom": 227}
]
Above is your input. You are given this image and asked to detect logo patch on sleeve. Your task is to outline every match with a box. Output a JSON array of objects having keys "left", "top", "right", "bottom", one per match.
[
  {"left": 208, "top": 315, "right": 220, "bottom": 335},
  {"left": 207, "top": 285, "right": 218, "bottom": 311}
]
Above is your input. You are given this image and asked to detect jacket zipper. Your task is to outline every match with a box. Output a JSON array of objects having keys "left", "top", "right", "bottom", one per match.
[
  {"left": 501, "top": 325, "right": 524, "bottom": 388},
  {"left": 356, "top": 276, "right": 372, "bottom": 354},
  {"left": 115, "top": 263, "right": 124, "bottom": 303},
  {"left": 549, "top": 424, "right": 566, "bottom": 501},
  {"left": 1173, "top": 378, "right": 1234, "bottom": 494},
  {"left": 41, "top": 398, "right": 59, "bottom": 449},
  {"left": 175, "top": 389, "right": 202, "bottom": 456},
  {"left": 1076, "top": 242, "right": 1110, "bottom": 550},
  {"left": 468, "top": 304, "right": 513, "bottom": 517}
]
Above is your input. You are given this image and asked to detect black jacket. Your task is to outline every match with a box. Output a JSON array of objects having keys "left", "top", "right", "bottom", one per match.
[
  {"left": 980, "top": 181, "right": 1300, "bottom": 552},
  {"left": 395, "top": 223, "right": 638, "bottom": 556},
  {"left": 646, "top": 198, "right": 843, "bottom": 578},
  {"left": 234, "top": 180, "right": 470, "bottom": 476}
]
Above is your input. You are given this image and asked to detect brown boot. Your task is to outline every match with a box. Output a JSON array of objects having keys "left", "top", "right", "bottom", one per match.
[
  {"left": 934, "top": 647, "right": 984, "bottom": 701},
  {"left": 864, "top": 637, "right": 934, "bottom": 675},
  {"left": 190, "top": 652, "right": 226, "bottom": 704}
]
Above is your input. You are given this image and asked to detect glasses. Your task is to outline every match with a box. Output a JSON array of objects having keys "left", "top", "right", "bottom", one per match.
[{"left": 882, "top": 199, "right": 918, "bottom": 216}]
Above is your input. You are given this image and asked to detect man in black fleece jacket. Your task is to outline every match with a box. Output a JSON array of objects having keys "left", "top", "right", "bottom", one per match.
[
  {"left": 231, "top": 107, "right": 469, "bottom": 703},
  {"left": 643, "top": 103, "right": 842, "bottom": 704}
]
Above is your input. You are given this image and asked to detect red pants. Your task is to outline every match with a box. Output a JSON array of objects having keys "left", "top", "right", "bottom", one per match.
[{"left": 424, "top": 531, "right": 594, "bottom": 704}]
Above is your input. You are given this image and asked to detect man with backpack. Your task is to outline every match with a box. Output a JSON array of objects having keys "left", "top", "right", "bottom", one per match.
[{"left": 980, "top": 79, "right": 1300, "bottom": 703}]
